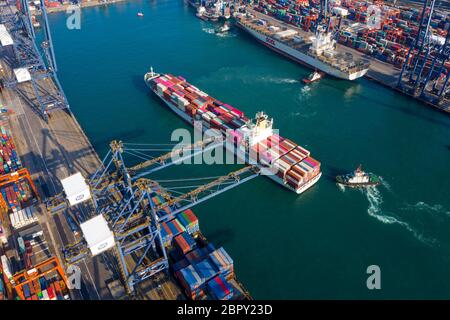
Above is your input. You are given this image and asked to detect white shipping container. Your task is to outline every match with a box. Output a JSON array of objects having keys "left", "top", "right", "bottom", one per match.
[
  {"left": 197, "top": 90, "right": 208, "bottom": 98},
  {"left": 41, "top": 289, "right": 49, "bottom": 300},
  {"left": 16, "top": 211, "right": 23, "bottom": 226},
  {"left": 178, "top": 97, "right": 189, "bottom": 108},
  {"left": 333, "top": 7, "right": 349, "bottom": 16},
  {"left": 274, "top": 29, "right": 297, "bottom": 40},
  {"left": 431, "top": 34, "right": 445, "bottom": 46},
  {"left": 202, "top": 113, "right": 211, "bottom": 122},
  {"left": 1, "top": 255, "right": 12, "bottom": 279},
  {"left": 268, "top": 25, "right": 280, "bottom": 32},
  {"left": 157, "top": 83, "right": 167, "bottom": 94},
  {"left": 9, "top": 213, "right": 15, "bottom": 228},
  {"left": 20, "top": 209, "right": 27, "bottom": 225}
]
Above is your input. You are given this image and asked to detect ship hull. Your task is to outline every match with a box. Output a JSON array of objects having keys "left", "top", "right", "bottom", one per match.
[
  {"left": 335, "top": 175, "right": 380, "bottom": 187},
  {"left": 146, "top": 77, "right": 321, "bottom": 194},
  {"left": 236, "top": 22, "right": 368, "bottom": 81}
]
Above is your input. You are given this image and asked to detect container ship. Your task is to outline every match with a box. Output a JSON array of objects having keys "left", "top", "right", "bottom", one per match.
[
  {"left": 235, "top": 12, "right": 370, "bottom": 80},
  {"left": 144, "top": 69, "right": 322, "bottom": 194}
]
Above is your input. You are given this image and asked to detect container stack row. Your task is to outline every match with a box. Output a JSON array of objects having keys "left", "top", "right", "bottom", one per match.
[
  {"left": 252, "top": 0, "right": 449, "bottom": 70},
  {"left": 250, "top": 133, "right": 321, "bottom": 189},
  {"left": 174, "top": 245, "right": 235, "bottom": 300},
  {"left": 8, "top": 205, "right": 38, "bottom": 230},
  {"left": 21, "top": 276, "right": 66, "bottom": 300},
  {"left": 153, "top": 74, "right": 249, "bottom": 135},
  {"left": 149, "top": 193, "right": 240, "bottom": 300},
  {"left": 1, "top": 180, "right": 32, "bottom": 211},
  {"left": 0, "top": 126, "right": 22, "bottom": 174}
]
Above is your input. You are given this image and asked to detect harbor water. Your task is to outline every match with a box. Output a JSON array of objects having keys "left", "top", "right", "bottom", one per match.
[{"left": 48, "top": 0, "right": 450, "bottom": 299}]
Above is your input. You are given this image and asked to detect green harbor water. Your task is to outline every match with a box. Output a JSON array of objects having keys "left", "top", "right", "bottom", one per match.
[{"left": 47, "top": 0, "right": 450, "bottom": 299}]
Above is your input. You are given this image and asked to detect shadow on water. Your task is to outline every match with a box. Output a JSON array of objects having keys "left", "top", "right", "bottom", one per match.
[
  {"left": 206, "top": 228, "right": 234, "bottom": 246},
  {"left": 322, "top": 163, "right": 347, "bottom": 183},
  {"left": 131, "top": 74, "right": 149, "bottom": 94},
  {"left": 321, "top": 76, "right": 450, "bottom": 129}
]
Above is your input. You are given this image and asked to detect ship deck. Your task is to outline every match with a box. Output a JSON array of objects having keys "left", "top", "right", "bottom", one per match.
[{"left": 237, "top": 15, "right": 369, "bottom": 74}]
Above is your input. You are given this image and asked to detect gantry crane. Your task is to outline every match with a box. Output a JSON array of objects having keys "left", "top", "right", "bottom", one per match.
[
  {"left": 397, "top": 0, "right": 450, "bottom": 104},
  {"left": 63, "top": 137, "right": 260, "bottom": 296},
  {"left": 0, "top": 0, "right": 69, "bottom": 119}
]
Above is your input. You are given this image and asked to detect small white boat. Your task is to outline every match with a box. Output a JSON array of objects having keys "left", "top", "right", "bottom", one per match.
[
  {"left": 137, "top": 12, "right": 144, "bottom": 17},
  {"left": 302, "top": 71, "right": 324, "bottom": 84},
  {"left": 215, "top": 23, "right": 230, "bottom": 34}
]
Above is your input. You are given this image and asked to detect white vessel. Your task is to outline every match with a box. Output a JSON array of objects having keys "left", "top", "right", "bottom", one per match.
[
  {"left": 216, "top": 23, "right": 231, "bottom": 34},
  {"left": 236, "top": 14, "right": 370, "bottom": 80},
  {"left": 144, "top": 69, "right": 322, "bottom": 194},
  {"left": 336, "top": 165, "right": 380, "bottom": 187}
]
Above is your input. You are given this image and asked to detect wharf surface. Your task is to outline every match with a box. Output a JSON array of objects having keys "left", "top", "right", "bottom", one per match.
[
  {"left": 0, "top": 51, "right": 181, "bottom": 300},
  {"left": 245, "top": 8, "right": 450, "bottom": 114},
  {"left": 43, "top": 0, "right": 129, "bottom": 14}
]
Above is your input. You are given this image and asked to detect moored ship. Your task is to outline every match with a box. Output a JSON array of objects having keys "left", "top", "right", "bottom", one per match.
[
  {"left": 235, "top": 13, "right": 370, "bottom": 81},
  {"left": 144, "top": 68, "right": 322, "bottom": 194}
]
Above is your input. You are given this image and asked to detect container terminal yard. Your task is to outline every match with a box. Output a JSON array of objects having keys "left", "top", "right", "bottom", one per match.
[
  {"left": 188, "top": 0, "right": 450, "bottom": 113},
  {"left": 0, "top": 0, "right": 448, "bottom": 302}
]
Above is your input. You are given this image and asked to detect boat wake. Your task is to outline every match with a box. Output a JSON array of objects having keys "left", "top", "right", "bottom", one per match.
[
  {"left": 290, "top": 110, "right": 317, "bottom": 118},
  {"left": 402, "top": 201, "right": 450, "bottom": 217},
  {"left": 259, "top": 76, "right": 298, "bottom": 84},
  {"left": 337, "top": 183, "right": 346, "bottom": 193},
  {"left": 301, "top": 85, "right": 311, "bottom": 95},
  {"left": 379, "top": 176, "right": 393, "bottom": 193},
  {"left": 215, "top": 31, "right": 237, "bottom": 38},
  {"left": 365, "top": 186, "right": 397, "bottom": 224},
  {"left": 201, "top": 27, "right": 215, "bottom": 34},
  {"left": 363, "top": 187, "right": 438, "bottom": 246}
]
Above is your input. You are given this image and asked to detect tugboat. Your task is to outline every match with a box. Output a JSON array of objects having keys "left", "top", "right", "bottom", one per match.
[
  {"left": 302, "top": 71, "right": 324, "bottom": 84},
  {"left": 336, "top": 165, "right": 380, "bottom": 187}
]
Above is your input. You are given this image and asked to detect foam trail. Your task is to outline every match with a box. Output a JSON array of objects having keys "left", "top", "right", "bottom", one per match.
[
  {"left": 290, "top": 111, "right": 317, "bottom": 119},
  {"left": 379, "top": 176, "right": 392, "bottom": 193},
  {"left": 364, "top": 187, "right": 439, "bottom": 246},
  {"left": 365, "top": 186, "right": 397, "bottom": 224},
  {"left": 259, "top": 76, "right": 298, "bottom": 84},
  {"left": 216, "top": 32, "right": 237, "bottom": 38},
  {"left": 403, "top": 201, "right": 450, "bottom": 217},
  {"left": 202, "top": 27, "right": 215, "bottom": 34},
  {"left": 301, "top": 85, "right": 311, "bottom": 95},
  {"left": 337, "top": 183, "right": 346, "bottom": 193}
]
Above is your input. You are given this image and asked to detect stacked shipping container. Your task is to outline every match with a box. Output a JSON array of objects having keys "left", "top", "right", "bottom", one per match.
[
  {"left": 151, "top": 74, "right": 321, "bottom": 192},
  {"left": 21, "top": 276, "right": 67, "bottom": 300},
  {"left": 149, "top": 192, "right": 240, "bottom": 300},
  {"left": 1, "top": 180, "right": 32, "bottom": 211},
  {"left": 8, "top": 205, "right": 38, "bottom": 230},
  {"left": 175, "top": 246, "right": 236, "bottom": 300},
  {"left": 251, "top": 0, "right": 449, "bottom": 70},
  {"left": 0, "top": 126, "right": 21, "bottom": 174}
]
